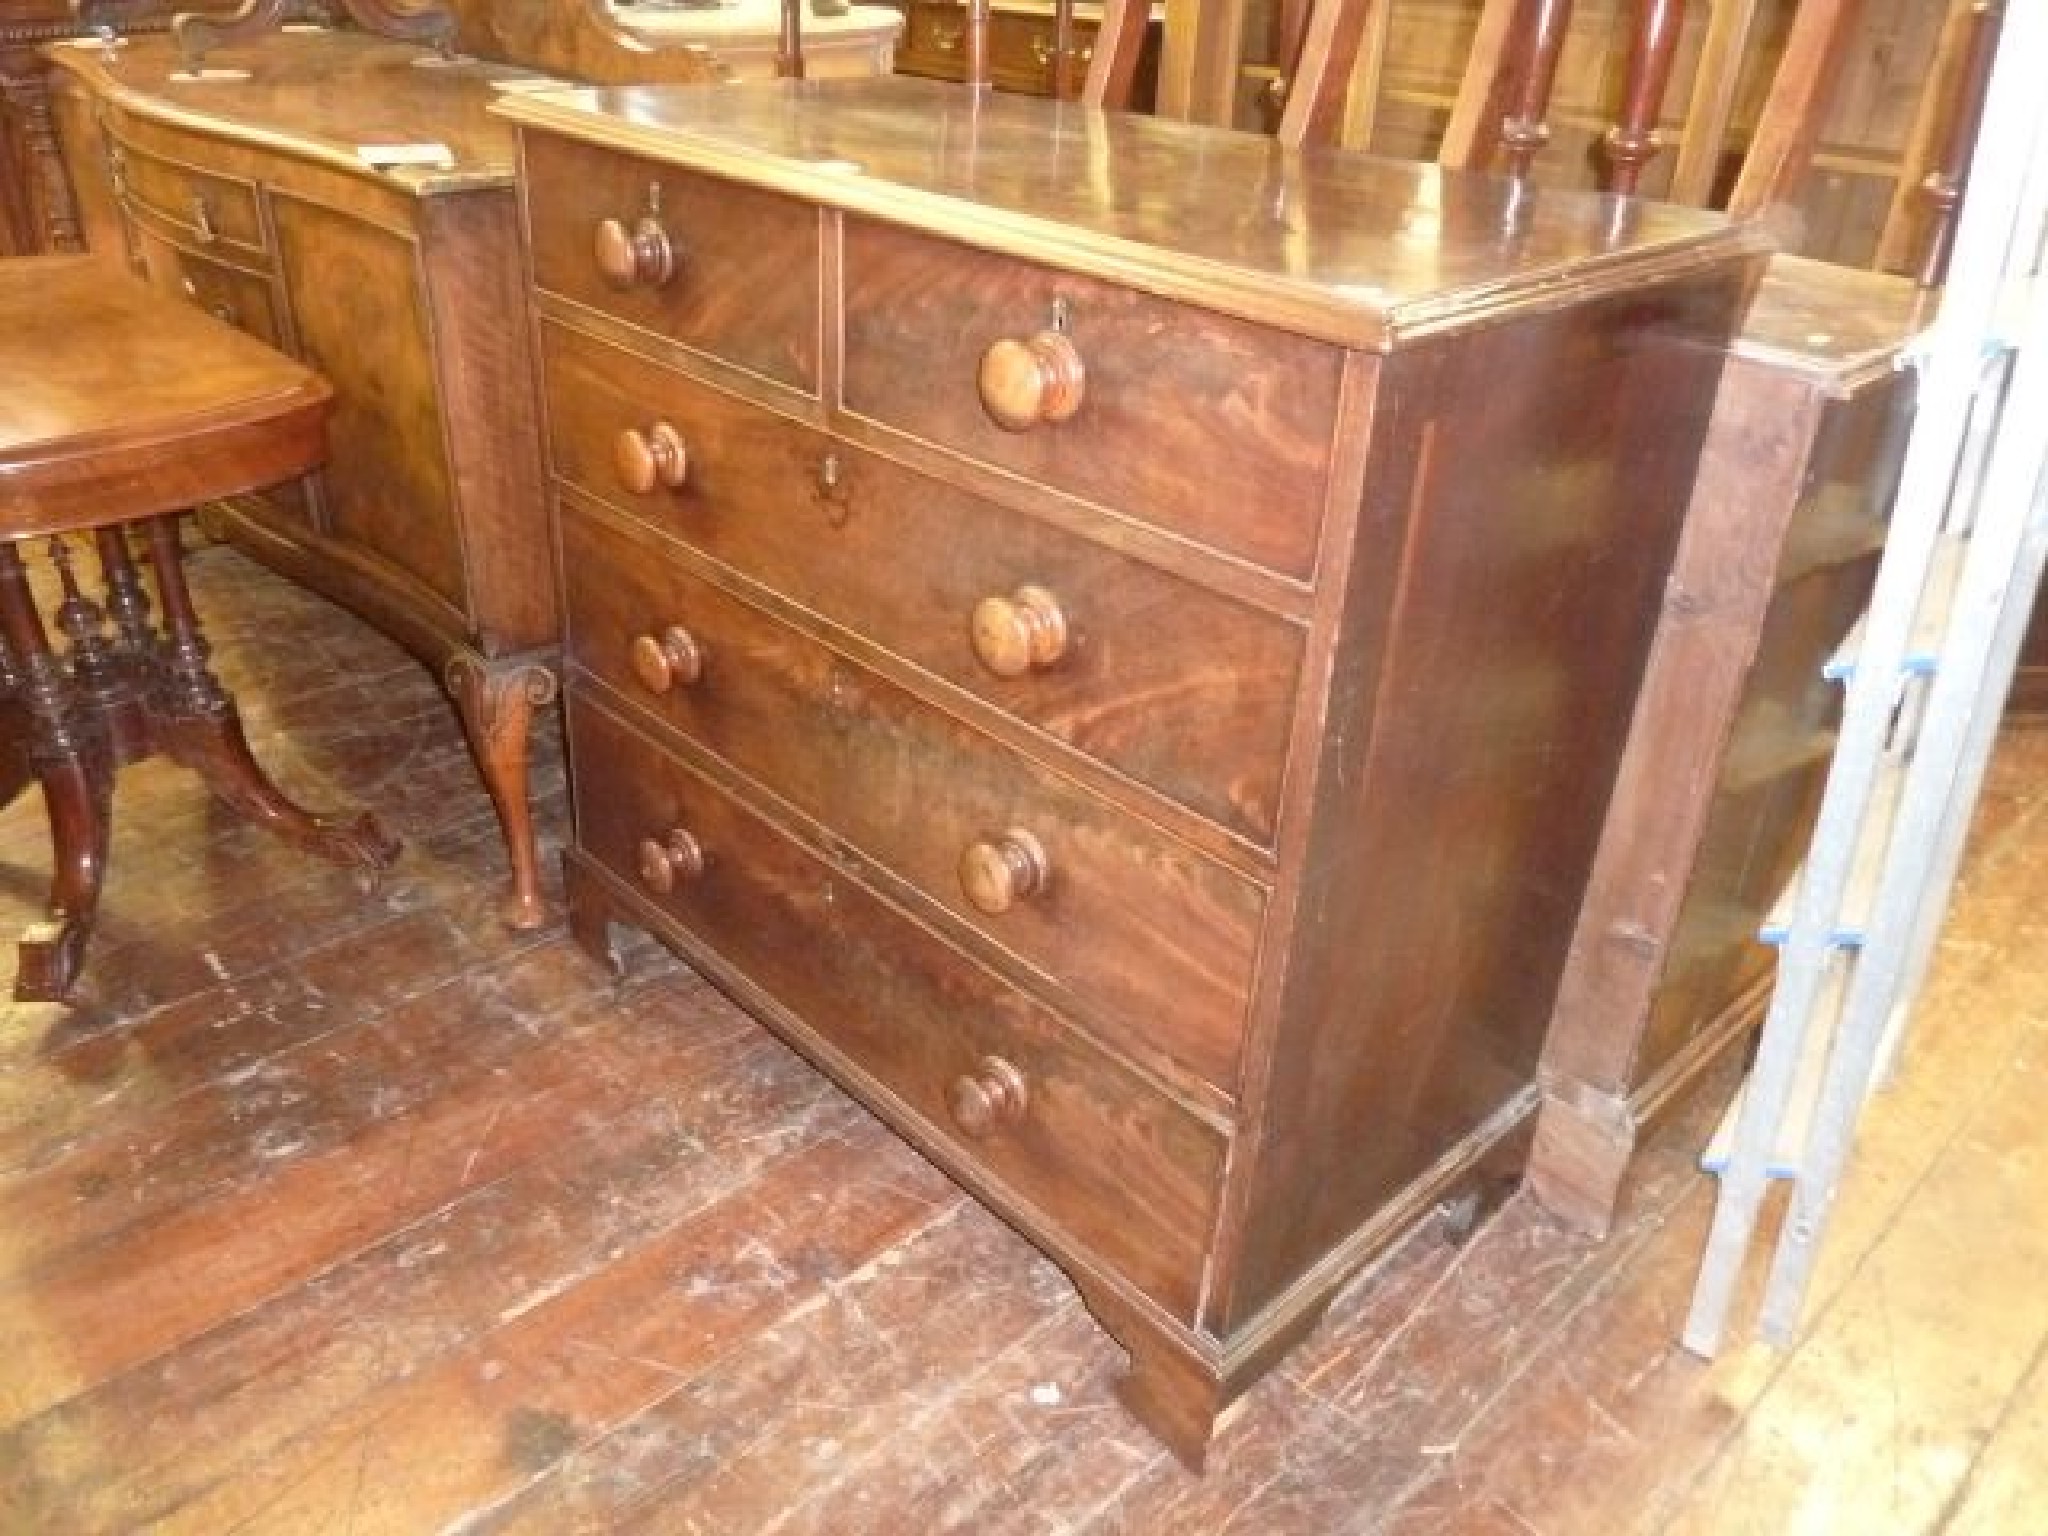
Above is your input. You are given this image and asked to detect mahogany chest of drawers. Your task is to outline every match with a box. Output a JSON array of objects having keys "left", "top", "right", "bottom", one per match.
[{"left": 500, "top": 76, "right": 1765, "bottom": 1465}]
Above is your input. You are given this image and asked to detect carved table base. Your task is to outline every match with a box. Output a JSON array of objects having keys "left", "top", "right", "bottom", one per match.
[{"left": 0, "top": 520, "right": 399, "bottom": 1001}]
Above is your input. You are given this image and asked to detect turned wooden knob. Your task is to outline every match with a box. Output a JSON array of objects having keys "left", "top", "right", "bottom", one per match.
[
  {"left": 594, "top": 214, "right": 677, "bottom": 289},
  {"left": 948, "top": 1054, "right": 1030, "bottom": 1138},
  {"left": 614, "top": 422, "right": 689, "bottom": 495},
  {"left": 636, "top": 828, "right": 705, "bottom": 895},
  {"left": 977, "top": 329, "right": 1086, "bottom": 432},
  {"left": 959, "top": 828, "right": 1050, "bottom": 915},
  {"left": 630, "top": 625, "right": 704, "bottom": 695},
  {"left": 970, "top": 584, "right": 1067, "bottom": 678}
]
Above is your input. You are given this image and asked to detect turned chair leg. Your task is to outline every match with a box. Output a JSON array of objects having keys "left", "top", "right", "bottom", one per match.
[
  {"left": 0, "top": 544, "right": 113, "bottom": 1001},
  {"left": 138, "top": 515, "right": 400, "bottom": 876}
]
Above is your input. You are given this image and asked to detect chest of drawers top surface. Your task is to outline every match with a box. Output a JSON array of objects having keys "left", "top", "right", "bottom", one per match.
[
  {"left": 497, "top": 74, "right": 1760, "bottom": 347},
  {"left": 44, "top": 29, "right": 527, "bottom": 191}
]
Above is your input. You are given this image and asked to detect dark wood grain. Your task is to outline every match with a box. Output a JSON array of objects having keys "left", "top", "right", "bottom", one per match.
[
  {"left": 560, "top": 495, "right": 1266, "bottom": 1101},
  {"left": 522, "top": 131, "right": 821, "bottom": 397},
  {"left": 565, "top": 689, "right": 1228, "bottom": 1320},
  {"left": 841, "top": 214, "right": 1343, "bottom": 582},
  {"left": 540, "top": 318, "right": 1303, "bottom": 850}
]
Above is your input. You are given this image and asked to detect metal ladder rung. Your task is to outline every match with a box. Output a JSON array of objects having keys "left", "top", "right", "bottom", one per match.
[
  {"left": 1700, "top": 961, "right": 1847, "bottom": 1178},
  {"left": 1757, "top": 753, "right": 1908, "bottom": 948},
  {"left": 1823, "top": 531, "right": 1967, "bottom": 681}
]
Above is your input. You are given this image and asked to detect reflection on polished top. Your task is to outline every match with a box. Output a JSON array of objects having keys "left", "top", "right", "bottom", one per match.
[
  {"left": 48, "top": 28, "right": 540, "bottom": 189},
  {"left": 1736, "top": 255, "right": 1934, "bottom": 379},
  {"left": 494, "top": 74, "right": 1771, "bottom": 349}
]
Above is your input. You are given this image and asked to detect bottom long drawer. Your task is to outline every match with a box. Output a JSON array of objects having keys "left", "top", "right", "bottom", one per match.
[{"left": 567, "top": 688, "right": 1226, "bottom": 1322}]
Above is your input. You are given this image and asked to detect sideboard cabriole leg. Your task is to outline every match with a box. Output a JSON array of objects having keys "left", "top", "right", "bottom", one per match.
[
  {"left": 445, "top": 650, "right": 557, "bottom": 930},
  {"left": 0, "top": 544, "right": 111, "bottom": 1000},
  {"left": 138, "top": 516, "right": 399, "bottom": 880}
]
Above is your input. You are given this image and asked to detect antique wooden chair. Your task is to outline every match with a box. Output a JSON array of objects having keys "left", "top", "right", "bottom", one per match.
[{"left": 0, "top": 256, "right": 397, "bottom": 1000}]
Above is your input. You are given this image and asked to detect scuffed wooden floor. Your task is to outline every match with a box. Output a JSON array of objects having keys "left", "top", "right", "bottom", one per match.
[{"left": 0, "top": 544, "right": 2043, "bottom": 1534}]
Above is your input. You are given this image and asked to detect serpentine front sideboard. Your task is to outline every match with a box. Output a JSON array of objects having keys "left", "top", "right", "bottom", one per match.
[
  {"left": 47, "top": 26, "right": 562, "bottom": 925},
  {"left": 498, "top": 76, "right": 1767, "bottom": 1464}
]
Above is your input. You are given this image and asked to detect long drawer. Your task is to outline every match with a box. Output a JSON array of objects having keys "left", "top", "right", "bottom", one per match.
[
  {"left": 523, "top": 132, "right": 820, "bottom": 394},
  {"left": 542, "top": 318, "right": 1301, "bottom": 847},
  {"left": 841, "top": 216, "right": 1344, "bottom": 581},
  {"left": 110, "top": 135, "right": 266, "bottom": 261},
  {"left": 561, "top": 493, "right": 1265, "bottom": 1098},
  {"left": 568, "top": 688, "right": 1225, "bottom": 1320}
]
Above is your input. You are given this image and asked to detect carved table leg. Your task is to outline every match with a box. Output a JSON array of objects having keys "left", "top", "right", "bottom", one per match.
[
  {"left": 446, "top": 649, "right": 557, "bottom": 930},
  {"left": 137, "top": 516, "right": 399, "bottom": 876},
  {"left": 0, "top": 545, "right": 112, "bottom": 1000},
  {"left": 0, "top": 627, "right": 33, "bottom": 812}
]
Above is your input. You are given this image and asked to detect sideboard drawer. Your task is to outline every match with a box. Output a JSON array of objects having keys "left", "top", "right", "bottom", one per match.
[
  {"left": 568, "top": 689, "right": 1224, "bottom": 1320},
  {"left": 129, "top": 226, "right": 284, "bottom": 348},
  {"left": 842, "top": 216, "right": 1343, "bottom": 581},
  {"left": 542, "top": 319, "right": 1301, "bottom": 846},
  {"left": 523, "top": 133, "right": 820, "bottom": 394},
  {"left": 111, "top": 138, "right": 266, "bottom": 261},
  {"left": 561, "top": 496, "right": 1264, "bottom": 1096}
]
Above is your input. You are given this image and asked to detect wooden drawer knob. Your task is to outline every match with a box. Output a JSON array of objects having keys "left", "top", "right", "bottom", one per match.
[
  {"left": 614, "top": 422, "right": 689, "bottom": 495},
  {"left": 594, "top": 214, "right": 677, "bottom": 289},
  {"left": 970, "top": 584, "right": 1066, "bottom": 678},
  {"left": 636, "top": 828, "right": 705, "bottom": 896},
  {"left": 959, "top": 828, "right": 1049, "bottom": 915},
  {"left": 977, "top": 330, "right": 1086, "bottom": 432},
  {"left": 948, "top": 1055, "right": 1030, "bottom": 1138},
  {"left": 630, "top": 625, "right": 704, "bottom": 695}
]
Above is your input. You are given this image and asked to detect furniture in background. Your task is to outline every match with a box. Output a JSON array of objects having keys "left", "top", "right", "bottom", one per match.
[
  {"left": 501, "top": 72, "right": 1763, "bottom": 1465},
  {"left": 888, "top": 0, "right": 1156, "bottom": 102},
  {"left": 0, "top": 254, "right": 396, "bottom": 999},
  {"left": 1532, "top": 262, "right": 1926, "bottom": 1231},
  {"left": 0, "top": 0, "right": 268, "bottom": 256},
  {"left": 1502, "top": 0, "right": 2000, "bottom": 1234},
  {"left": 46, "top": 28, "right": 565, "bottom": 927},
  {"left": 43, "top": 2, "right": 897, "bottom": 926}
]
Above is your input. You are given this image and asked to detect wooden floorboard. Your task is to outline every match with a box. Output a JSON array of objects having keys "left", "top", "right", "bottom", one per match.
[{"left": 0, "top": 545, "right": 2042, "bottom": 1534}]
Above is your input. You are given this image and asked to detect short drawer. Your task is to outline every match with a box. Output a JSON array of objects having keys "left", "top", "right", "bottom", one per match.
[
  {"left": 128, "top": 230, "right": 314, "bottom": 529},
  {"left": 542, "top": 319, "right": 1300, "bottom": 846},
  {"left": 111, "top": 138, "right": 265, "bottom": 262},
  {"left": 522, "top": 132, "right": 819, "bottom": 393},
  {"left": 561, "top": 496, "right": 1265, "bottom": 1098},
  {"left": 896, "top": 1, "right": 974, "bottom": 77},
  {"left": 987, "top": 10, "right": 1097, "bottom": 92},
  {"left": 568, "top": 689, "right": 1224, "bottom": 1321},
  {"left": 842, "top": 216, "right": 1343, "bottom": 580},
  {"left": 130, "top": 227, "right": 285, "bottom": 350}
]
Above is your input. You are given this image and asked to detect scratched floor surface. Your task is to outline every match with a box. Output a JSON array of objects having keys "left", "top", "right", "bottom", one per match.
[{"left": 0, "top": 543, "right": 2042, "bottom": 1534}]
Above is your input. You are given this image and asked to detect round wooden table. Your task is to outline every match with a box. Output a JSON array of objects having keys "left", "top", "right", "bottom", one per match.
[{"left": 0, "top": 255, "right": 398, "bottom": 1000}]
